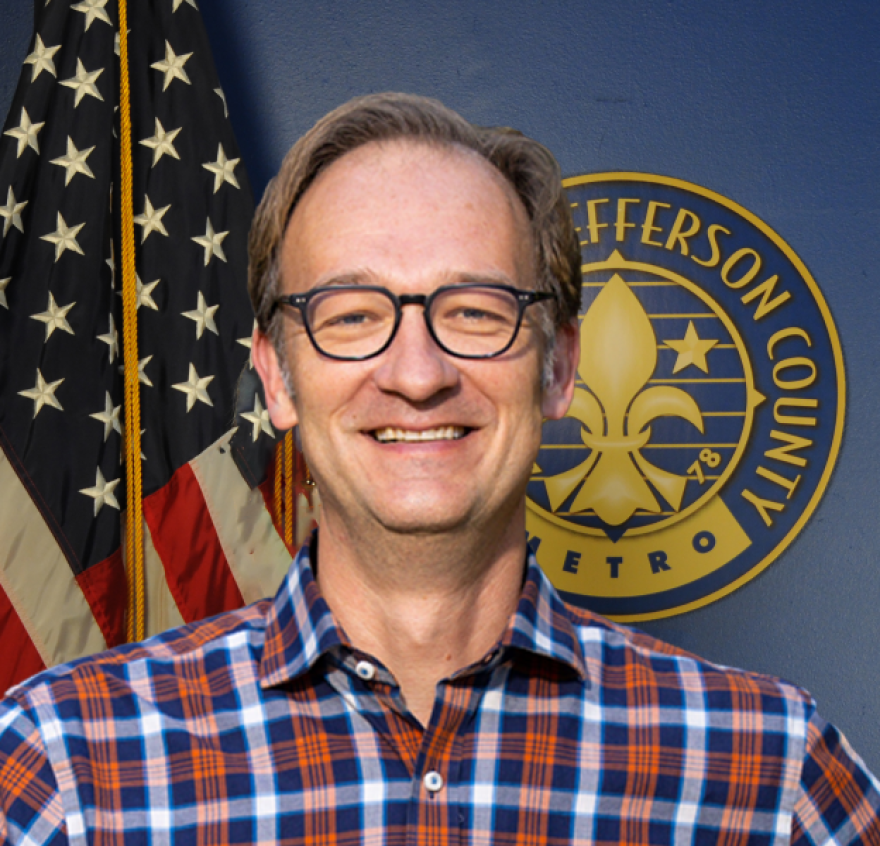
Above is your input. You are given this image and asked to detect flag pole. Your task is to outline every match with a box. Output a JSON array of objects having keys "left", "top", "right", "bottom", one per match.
[{"left": 117, "top": 0, "right": 146, "bottom": 642}]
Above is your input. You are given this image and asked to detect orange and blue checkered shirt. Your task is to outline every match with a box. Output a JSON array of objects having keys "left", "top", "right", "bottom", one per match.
[{"left": 2, "top": 538, "right": 879, "bottom": 845}]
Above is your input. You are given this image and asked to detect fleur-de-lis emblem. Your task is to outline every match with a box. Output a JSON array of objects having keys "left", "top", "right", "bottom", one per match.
[{"left": 544, "top": 274, "right": 704, "bottom": 526}]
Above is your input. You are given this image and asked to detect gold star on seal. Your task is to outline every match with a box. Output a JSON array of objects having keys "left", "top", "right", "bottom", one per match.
[{"left": 664, "top": 321, "right": 718, "bottom": 374}]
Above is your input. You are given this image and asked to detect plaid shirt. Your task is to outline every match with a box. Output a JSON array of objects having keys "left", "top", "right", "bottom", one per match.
[{"left": 2, "top": 537, "right": 879, "bottom": 845}]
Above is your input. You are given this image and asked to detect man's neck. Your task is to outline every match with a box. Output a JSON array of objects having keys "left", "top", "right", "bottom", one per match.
[{"left": 312, "top": 513, "right": 527, "bottom": 727}]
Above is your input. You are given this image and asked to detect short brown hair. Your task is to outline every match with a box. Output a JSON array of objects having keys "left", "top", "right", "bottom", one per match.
[{"left": 248, "top": 92, "right": 582, "bottom": 341}]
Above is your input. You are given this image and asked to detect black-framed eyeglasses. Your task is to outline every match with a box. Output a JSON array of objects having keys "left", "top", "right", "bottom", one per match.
[{"left": 269, "top": 283, "right": 553, "bottom": 361}]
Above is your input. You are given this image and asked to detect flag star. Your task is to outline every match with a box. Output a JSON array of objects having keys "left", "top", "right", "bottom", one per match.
[
  {"left": 172, "top": 0, "right": 199, "bottom": 9},
  {"left": 24, "top": 34, "right": 61, "bottom": 81},
  {"left": 182, "top": 291, "right": 219, "bottom": 339},
  {"left": 192, "top": 217, "right": 228, "bottom": 265},
  {"left": 203, "top": 144, "right": 240, "bottom": 193},
  {"left": 50, "top": 137, "right": 96, "bottom": 185},
  {"left": 106, "top": 241, "right": 116, "bottom": 288},
  {"left": 121, "top": 427, "right": 147, "bottom": 463},
  {"left": 214, "top": 88, "right": 228, "bottom": 117},
  {"left": 241, "top": 394, "right": 274, "bottom": 442},
  {"left": 113, "top": 27, "right": 130, "bottom": 56},
  {"left": 138, "top": 355, "right": 154, "bottom": 386},
  {"left": 97, "top": 313, "right": 118, "bottom": 361},
  {"left": 90, "top": 391, "right": 122, "bottom": 441},
  {"left": 117, "top": 275, "right": 161, "bottom": 310},
  {"left": 237, "top": 321, "right": 255, "bottom": 366},
  {"left": 60, "top": 59, "right": 105, "bottom": 107},
  {"left": 0, "top": 186, "right": 27, "bottom": 236},
  {"left": 30, "top": 292, "right": 75, "bottom": 340},
  {"left": 135, "top": 275, "right": 161, "bottom": 310},
  {"left": 151, "top": 40, "right": 192, "bottom": 91},
  {"left": 172, "top": 363, "right": 214, "bottom": 411},
  {"left": 40, "top": 212, "right": 85, "bottom": 261},
  {"left": 140, "top": 118, "right": 181, "bottom": 167},
  {"left": 119, "top": 354, "right": 154, "bottom": 386},
  {"left": 4, "top": 108, "right": 44, "bottom": 157},
  {"left": 0, "top": 278, "right": 9, "bottom": 308},
  {"left": 133, "top": 195, "right": 170, "bottom": 242},
  {"left": 79, "top": 468, "right": 120, "bottom": 516},
  {"left": 18, "top": 369, "right": 64, "bottom": 417},
  {"left": 664, "top": 321, "right": 719, "bottom": 374},
  {"left": 72, "top": 0, "right": 112, "bottom": 30}
]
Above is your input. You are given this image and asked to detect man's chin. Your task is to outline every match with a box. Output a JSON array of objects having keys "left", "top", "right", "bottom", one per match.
[{"left": 374, "top": 505, "right": 475, "bottom": 537}]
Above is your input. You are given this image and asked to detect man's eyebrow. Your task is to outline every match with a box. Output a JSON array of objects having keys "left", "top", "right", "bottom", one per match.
[
  {"left": 451, "top": 271, "right": 519, "bottom": 287},
  {"left": 308, "top": 271, "right": 376, "bottom": 290},
  {"left": 306, "top": 270, "right": 521, "bottom": 291}
]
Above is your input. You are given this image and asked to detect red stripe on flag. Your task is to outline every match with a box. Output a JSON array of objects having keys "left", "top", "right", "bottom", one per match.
[
  {"left": 0, "top": 584, "right": 46, "bottom": 693},
  {"left": 143, "top": 462, "right": 244, "bottom": 623},
  {"left": 75, "top": 549, "right": 127, "bottom": 650}
]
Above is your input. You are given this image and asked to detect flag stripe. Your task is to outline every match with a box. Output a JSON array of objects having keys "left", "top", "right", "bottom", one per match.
[
  {"left": 190, "top": 430, "right": 290, "bottom": 604},
  {"left": 0, "top": 584, "right": 45, "bottom": 692},
  {"left": 74, "top": 548, "right": 127, "bottom": 650},
  {"left": 142, "top": 460, "right": 245, "bottom": 623},
  {"left": 144, "top": 522, "right": 185, "bottom": 635},
  {"left": 0, "top": 449, "right": 106, "bottom": 671}
]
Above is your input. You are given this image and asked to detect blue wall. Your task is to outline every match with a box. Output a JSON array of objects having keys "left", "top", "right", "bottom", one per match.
[{"left": 3, "top": 1, "right": 878, "bottom": 771}]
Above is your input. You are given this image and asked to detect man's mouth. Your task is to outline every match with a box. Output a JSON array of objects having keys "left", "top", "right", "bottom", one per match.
[{"left": 372, "top": 426, "right": 468, "bottom": 443}]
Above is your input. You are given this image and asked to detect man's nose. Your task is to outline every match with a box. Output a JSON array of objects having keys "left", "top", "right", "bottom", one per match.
[{"left": 372, "top": 305, "right": 460, "bottom": 401}]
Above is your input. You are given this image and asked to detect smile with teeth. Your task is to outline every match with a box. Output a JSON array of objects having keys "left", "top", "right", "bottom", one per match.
[{"left": 373, "top": 426, "right": 467, "bottom": 443}]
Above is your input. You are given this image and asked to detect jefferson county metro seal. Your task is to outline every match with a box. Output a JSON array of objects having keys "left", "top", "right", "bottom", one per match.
[{"left": 526, "top": 173, "right": 844, "bottom": 620}]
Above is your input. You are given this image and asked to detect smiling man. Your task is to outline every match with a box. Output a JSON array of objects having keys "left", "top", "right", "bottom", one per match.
[
  {"left": 251, "top": 129, "right": 578, "bottom": 726},
  {"left": 1, "top": 93, "right": 879, "bottom": 845}
]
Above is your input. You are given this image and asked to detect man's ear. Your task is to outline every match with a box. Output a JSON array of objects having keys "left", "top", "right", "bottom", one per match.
[
  {"left": 252, "top": 327, "right": 299, "bottom": 430},
  {"left": 542, "top": 320, "right": 579, "bottom": 421}
]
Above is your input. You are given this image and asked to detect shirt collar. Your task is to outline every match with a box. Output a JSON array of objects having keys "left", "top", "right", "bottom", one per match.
[
  {"left": 260, "top": 534, "right": 346, "bottom": 688},
  {"left": 260, "top": 535, "right": 587, "bottom": 688},
  {"left": 502, "top": 552, "right": 587, "bottom": 680}
]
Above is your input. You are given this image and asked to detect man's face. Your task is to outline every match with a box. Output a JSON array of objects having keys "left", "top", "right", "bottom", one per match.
[{"left": 254, "top": 140, "right": 576, "bottom": 540}]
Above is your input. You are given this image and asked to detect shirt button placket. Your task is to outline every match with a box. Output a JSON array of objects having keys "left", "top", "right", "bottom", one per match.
[
  {"left": 355, "top": 660, "right": 376, "bottom": 681},
  {"left": 423, "top": 770, "right": 444, "bottom": 793}
]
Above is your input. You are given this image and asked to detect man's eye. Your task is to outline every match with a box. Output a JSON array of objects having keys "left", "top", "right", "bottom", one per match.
[
  {"left": 329, "top": 311, "right": 370, "bottom": 326},
  {"left": 441, "top": 305, "right": 513, "bottom": 329},
  {"left": 459, "top": 307, "right": 497, "bottom": 321},
  {"left": 316, "top": 308, "right": 389, "bottom": 333}
]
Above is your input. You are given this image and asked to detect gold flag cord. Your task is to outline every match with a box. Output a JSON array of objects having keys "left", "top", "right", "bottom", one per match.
[
  {"left": 117, "top": 0, "right": 146, "bottom": 642},
  {"left": 283, "top": 430, "right": 294, "bottom": 548},
  {"left": 273, "top": 440, "right": 283, "bottom": 530},
  {"left": 273, "top": 432, "right": 296, "bottom": 547}
]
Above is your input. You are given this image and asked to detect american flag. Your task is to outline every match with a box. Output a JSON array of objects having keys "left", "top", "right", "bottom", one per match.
[{"left": 0, "top": 0, "right": 295, "bottom": 692}]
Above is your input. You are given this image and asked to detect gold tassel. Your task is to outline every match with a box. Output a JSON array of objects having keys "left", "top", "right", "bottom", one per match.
[{"left": 118, "top": 0, "right": 145, "bottom": 642}]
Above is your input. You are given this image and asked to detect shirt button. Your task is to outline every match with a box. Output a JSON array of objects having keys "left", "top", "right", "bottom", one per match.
[
  {"left": 355, "top": 660, "right": 376, "bottom": 681},
  {"left": 423, "top": 771, "right": 444, "bottom": 793}
]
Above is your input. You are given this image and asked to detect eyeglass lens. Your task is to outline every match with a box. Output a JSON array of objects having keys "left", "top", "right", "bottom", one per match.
[{"left": 307, "top": 287, "right": 522, "bottom": 358}]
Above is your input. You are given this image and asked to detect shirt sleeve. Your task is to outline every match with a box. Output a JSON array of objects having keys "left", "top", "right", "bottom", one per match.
[
  {"left": 792, "top": 711, "right": 880, "bottom": 845},
  {"left": 0, "top": 697, "right": 67, "bottom": 846}
]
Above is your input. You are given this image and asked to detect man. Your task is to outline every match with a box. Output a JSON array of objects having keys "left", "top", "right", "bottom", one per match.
[{"left": 1, "top": 93, "right": 878, "bottom": 845}]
